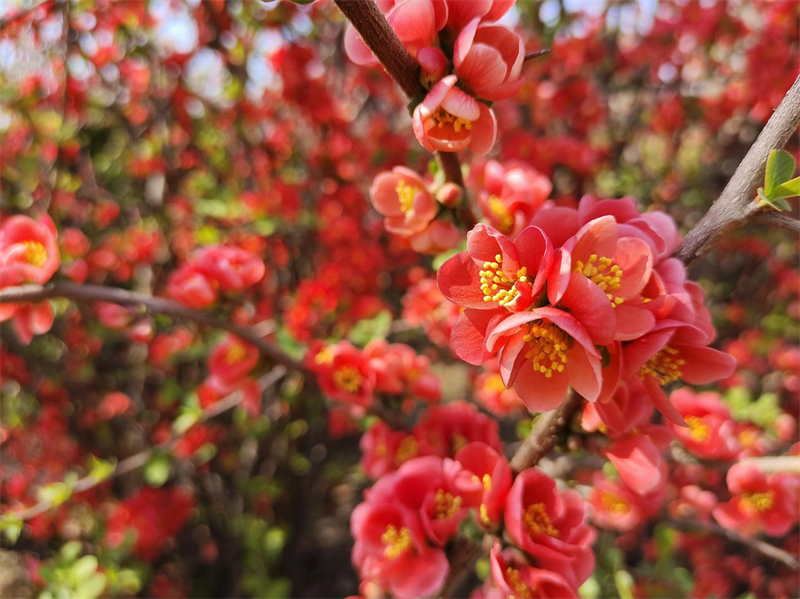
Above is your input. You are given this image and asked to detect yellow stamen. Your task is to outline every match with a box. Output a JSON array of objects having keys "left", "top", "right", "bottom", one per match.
[
  {"left": 431, "top": 107, "right": 472, "bottom": 132},
  {"left": 381, "top": 525, "right": 413, "bottom": 559},
  {"left": 434, "top": 489, "right": 462, "bottom": 519},
  {"left": 600, "top": 491, "right": 629, "bottom": 513},
  {"left": 505, "top": 567, "right": 532, "bottom": 598},
  {"left": 395, "top": 436, "right": 418, "bottom": 465},
  {"left": 314, "top": 348, "right": 333, "bottom": 365},
  {"left": 487, "top": 195, "right": 514, "bottom": 233},
  {"left": 395, "top": 179, "right": 419, "bottom": 213},
  {"left": 333, "top": 365, "right": 362, "bottom": 394},
  {"left": 523, "top": 502, "right": 559, "bottom": 537},
  {"left": 22, "top": 241, "right": 47, "bottom": 268},
  {"left": 741, "top": 491, "right": 774, "bottom": 512},
  {"left": 479, "top": 253, "right": 528, "bottom": 307},
  {"left": 574, "top": 254, "right": 624, "bottom": 306},
  {"left": 224, "top": 343, "right": 247, "bottom": 365},
  {"left": 523, "top": 322, "right": 568, "bottom": 378},
  {"left": 685, "top": 415, "right": 710, "bottom": 442},
  {"left": 639, "top": 345, "right": 684, "bottom": 385}
]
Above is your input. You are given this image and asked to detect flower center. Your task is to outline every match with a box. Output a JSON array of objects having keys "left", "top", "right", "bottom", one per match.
[
  {"left": 479, "top": 253, "right": 528, "bottom": 307},
  {"left": 741, "top": 491, "right": 774, "bottom": 512},
  {"left": 472, "top": 473, "right": 492, "bottom": 490},
  {"left": 505, "top": 567, "right": 533, "bottom": 599},
  {"left": 225, "top": 343, "right": 246, "bottom": 365},
  {"left": 395, "top": 436, "right": 418, "bottom": 465},
  {"left": 431, "top": 107, "right": 472, "bottom": 132},
  {"left": 434, "top": 489, "right": 462, "bottom": 519},
  {"left": 333, "top": 366, "right": 362, "bottom": 394},
  {"left": 600, "top": 491, "right": 629, "bottom": 513},
  {"left": 395, "top": 179, "right": 419, "bottom": 213},
  {"left": 523, "top": 502, "right": 559, "bottom": 537},
  {"left": 575, "top": 254, "right": 624, "bottom": 306},
  {"left": 487, "top": 195, "right": 514, "bottom": 233},
  {"left": 22, "top": 241, "right": 48, "bottom": 268},
  {"left": 381, "top": 525, "right": 413, "bottom": 559},
  {"left": 685, "top": 416, "right": 710, "bottom": 442},
  {"left": 314, "top": 348, "right": 333, "bottom": 365},
  {"left": 524, "top": 322, "right": 568, "bottom": 378},
  {"left": 484, "top": 373, "right": 508, "bottom": 394},
  {"left": 639, "top": 345, "right": 685, "bottom": 385}
]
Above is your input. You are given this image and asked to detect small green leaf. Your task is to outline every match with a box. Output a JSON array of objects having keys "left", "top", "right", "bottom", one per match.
[
  {"left": 0, "top": 517, "right": 22, "bottom": 544},
  {"left": 614, "top": 570, "right": 635, "bottom": 599},
  {"left": 88, "top": 455, "right": 117, "bottom": 482},
  {"left": 36, "top": 481, "right": 75, "bottom": 507},
  {"left": 348, "top": 310, "right": 392, "bottom": 347},
  {"left": 172, "top": 407, "right": 201, "bottom": 436},
  {"left": 770, "top": 176, "right": 800, "bottom": 200},
  {"left": 144, "top": 454, "right": 171, "bottom": 487},
  {"left": 71, "top": 555, "right": 98, "bottom": 583},
  {"left": 75, "top": 572, "right": 107, "bottom": 599},
  {"left": 764, "top": 149, "right": 796, "bottom": 196}
]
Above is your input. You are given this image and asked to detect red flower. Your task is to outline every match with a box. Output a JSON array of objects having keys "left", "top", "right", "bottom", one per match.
[
  {"left": 713, "top": 462, "right": 800, "bottom": 536},
  {"left": 452, "top": 442, "right": 511, "bottom": 528},
  {"left": 0, "top": 214, "right": 60, "bottom": 285},
  {"left": 369, "top": 167, "right": 437, "bottom": 236},
  {"left": 412, "top": 75, "right": 497, "bottom": 156},
  {"left": 307, "top": 341, "right": 373, "bottom": 408},
  {"left": 477, "top": 160, "right": 552, "bottom": 237},
  {"left": 166, "top": 263, "right": 218, "bottom": 309},
  {"left": 504, "top": 468, "right": 595, "bottom": 590},
  {"left": 668, "top": 388, "right": 741, "bottom": 460},
  {"left": 195, "top": 245, "right": 265, "bottom": 293},
  {"left": 208, "top": 335, "right": 259, "bottom": 384},
  {"left": 490, "top": 543, "right": 578, "bottom": 599}
]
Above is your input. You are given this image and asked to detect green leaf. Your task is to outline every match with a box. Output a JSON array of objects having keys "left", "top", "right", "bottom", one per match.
[
  {"left": 614, "top": 570, "right": 635, "bottom": 599},
  {"left": 88, "top": 455, "right": 117, "bottom": 482},
  {"left": 144, "top": 454, "right": 171, "bottom": 487},
  {"left": 36, "top": 480, "right": 75, "bottom": 507},
  {"left": 0, "top": 517, "right": 22, "bottom": 544},
  {"left": 71, "top": 555, "right": 98, "bottom": 583},
  {"left": 756, "top": 187, "right": 791, "bottom": 211},
  {"left": 770, "top": 176, "right": 800, "bottom": 200},
  {"left": 75, "top": 572, "right": 107, "bottom": 599},
  {"left": 172, "top": 406, "right": 202, "bottom": 436},
  {"left": 764, "top": 149, "right": 796, "bottom": 196},
  {"left": 348, "top": 310, "right": 392, "bottom": 347}
]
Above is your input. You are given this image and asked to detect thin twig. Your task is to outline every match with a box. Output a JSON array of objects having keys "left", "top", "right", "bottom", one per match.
[
  {"left": 524, "top": 49, "right": 551, "bottom": 62},
  {"left": 670, "top": 518, "right": 800, "bottom": 571},
  {"left": 750, "top": 211, "right": 800, "bottom": 235}
]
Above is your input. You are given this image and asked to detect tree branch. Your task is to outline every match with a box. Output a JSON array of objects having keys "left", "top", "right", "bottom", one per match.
[
  {"left": 0, "top": 281, "right": 305, "bottom": 371},
  {"left": 675, "top": 72, "right": 800, "bottom": 265},
  {"left": 670, "top": 518, "right": 800, "bottom": 571},
  {"left": 332, "top": 0, "right": 476, "bottom": 227},
  {"left": 750, "top": 211, "right": 800, "bottom": 235}
]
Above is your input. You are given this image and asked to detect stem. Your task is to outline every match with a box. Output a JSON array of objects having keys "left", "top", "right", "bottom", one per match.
[
  {"left": 675, "top": 72, "right": 800, "bottom": 265},
  {"left": 332, "top": 0, "right": 476, "bottom": 223}
]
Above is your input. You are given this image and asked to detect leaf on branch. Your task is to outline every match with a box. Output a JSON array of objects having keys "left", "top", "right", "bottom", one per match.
[
  {"left": 763, "top": 149, "right": 796, "bottom": 197},
  {"left": 771, "top": 176, "right": 800, "bottom": 200},
  {"left": 88, "top": 455, "right": 117, "bottom": 482}
]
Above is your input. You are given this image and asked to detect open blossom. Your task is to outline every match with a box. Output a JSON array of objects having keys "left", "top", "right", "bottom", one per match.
[
  {"left": 504, "top": 468, "right": 595, "bottom": 590},
  {"left": 477, "top": 160, "right": 552, "bottom": 237},
  {"left": 712, "top": 462, "right": 800, "bottom": 537},
  {"left": 208, "top": 335, "right": 259, "bottom": 384},
  {"left": 453, "top": 19, "right": 525, "bottom": 101},
  {"left": 409, "top": 220, "right": 460, "bottom": 255},
  {"left": 369, "top": 167, "right": 437, "bottom": 236},
  {"left": 412, "top": 75, "right": 497, "bottom": 156},
  {"left": 413, "top": 400, "right": 502, "bottom": 457},
  {"left": 363, "top": 339, "right": 441, "bottom": 402},
  {"left": 307, "top": 341, "right": 373, "bottom": 408},
  {"left": 195, "top": 245, "right": 265, "bottom": 293},
  {"left": 451, "top": 442, "right": 511, "bottom": 528},
  {"left": 490, "top": 544, "right": 578, "bottom": 599},
  {"left": 668, "top": 388, "right": 741, "bottom": 460},
  {"left": 475, "top": 359, "right": 525, "bottom": 416},
  {"left": 587, "top": 473, "right": 663, "bottom": 532},
  {"left": 166, "top": 263, "right": 218, "bottom": 309}
]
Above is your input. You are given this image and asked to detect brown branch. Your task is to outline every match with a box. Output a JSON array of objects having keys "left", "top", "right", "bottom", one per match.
[
  {"left": 670, "top": 518, "right": 800, "bottom": 571},
  {"left": 2, "top": 367, "right": 288, "bottom": 524},
  {"left": 509, "top": 390, "right": 582, "bottom": 473},
  {"left": 524, "top": 49, "right": 551, "bottom": 62},
  {"left": 750, "top": 211, "right": 800, "bottom": 235},
  {"left": 332, "top": 0, "right": 476, "bottom": 226},
  {"left": 0, "top": 281, "right": 305, "bottom": 371},
  {"left": 675, "top": 72, "right": 800, "bottom": 265}
]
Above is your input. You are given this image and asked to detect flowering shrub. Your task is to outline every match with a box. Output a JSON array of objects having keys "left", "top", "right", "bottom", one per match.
[{"left": 1, "top": 0, "right": 799, "bottom": 598}]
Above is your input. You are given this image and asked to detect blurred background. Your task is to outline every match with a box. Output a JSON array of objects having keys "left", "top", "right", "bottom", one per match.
[{"left": 1, "top": 0, "right": 798, "bottom": 598}]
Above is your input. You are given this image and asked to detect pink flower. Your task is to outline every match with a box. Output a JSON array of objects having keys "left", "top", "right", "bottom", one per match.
[
  {"left": 490, "top": 543, "right": 578, "bottom": 599},
  {"left": 413, "top": 400, "right": 502, "bottom": 457},
  {"left": 208, "top": 335, "right": 259, "bottom": 384},
  {"left": 605, "top": 429, "right": 671, "bottom": 496},
  {"left": 166, "top": 263, "right": 218, "bottom": 309},
  {"left": 587, "top": 474, "right": 655, "bottom": 532},
  {"left": 504, "top": 468, "right": 595, "bottom": 590},
  {"left": 452, "top": 442, "right": 511, "bottom": 528},
  {"left": 360, "top": 422, "right": 416, "bottom": 478},
  {"left": 369, "top": 167, "right": 437, "bottom": 236},
  {"left": 478, "top": 160, "right": 552, "bottom": 236},
  {"left": 363, "top": 339, "right": 441, "bottom": 402},
  {"left": 344, "top": 0, "right": 448, "bottom": 66},
  {"left": 668, "top": 388, "right": 741, "bottom": 460},
  {"left": 445, "top": 0, "right": 515, "bottom": 31},
  {"left": 351, "top": 500, "right": 449, "bottom": 599},
  {"left": 1, "top": 302, "right": 55, "bottom": 345},
  {"left": 409, "top": 220, "right": 461, "bottom": 254},
  {"left": 453, "top": 19, "right": 525, "bottom": 101},
  {"left": 412, "top": 75, "right": 497, "bottom": 156},
  {"left": 195, "top": 245, "right": 265, "bottom": 292},
  {"left": 712, "top": 462, "right": 800, "bottom": 536},
  {"left": 475, "top": 359, "right": 525, "bottom": 416},
  {"left": 0, "top": 214, "right": 60, "bottom": 285}
]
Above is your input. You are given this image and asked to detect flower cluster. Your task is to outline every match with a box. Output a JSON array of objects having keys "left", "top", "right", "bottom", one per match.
[
  {"left": 166, "top": 245, "right": 266, "bottom": 309},
  {"left": 438, "top": 195, "right": 736, "bottom": 415},
  {"left": 198, "top": 334, "right": 262, "bottom": 415},
  {"left": 345, "top": 0, "right": 525, "bottom": 156},
  {"left": 352, "top": 440, "right": 593, "bottom": 598},
  {"left": 0, "top": 215, "right": 60, "bottom": 344},
  {"left": 306, "top": 339, "right": 441, "bottom": 412}
]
